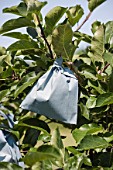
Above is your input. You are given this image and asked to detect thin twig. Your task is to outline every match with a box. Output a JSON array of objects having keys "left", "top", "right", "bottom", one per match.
[
  {"left": 33, "top": 14, "right": 54, "bottom": 59},
  {"left": 98, "top": 63, "right": 110, "bottom": 74},
  {"left": 75, "top": 11, "right": 92, "bottom": 32}
]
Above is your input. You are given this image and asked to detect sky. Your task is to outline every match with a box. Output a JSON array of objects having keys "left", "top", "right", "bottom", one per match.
[{"left": 0, "top": 0, "right": 113, "bottom": 48}]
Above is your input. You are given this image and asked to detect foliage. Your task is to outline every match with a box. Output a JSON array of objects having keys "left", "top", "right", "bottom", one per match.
[{"left": 0, "top": 0, "right": 113, "bottom": 169}]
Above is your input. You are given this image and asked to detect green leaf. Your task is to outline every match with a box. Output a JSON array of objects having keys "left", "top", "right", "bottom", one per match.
[
  {"left": 0, "top": 17, "right": 35, "bottom": 34},
  {"left": 86, "top": 96, "right": 97, "bottom": 109},
  {"left": 3, "top": 6, "right": 21, "bottom": 16},
  {"left": 88, "top": 25, "right": 105, "bottom": 62},
  {"left": 24, "top": 145, "right": 61, "bottom": 166},
  {"left": 17, "top": 2, "right": 27, "bottom": 16},
  {"left": 0, "top": 89, "right": 9, "bottom": 101},
  {"left": 7, "top": 39, "right": 38, "bottom": 51},
  {"left": 14, "top": 71, "right": 44, "bottom": 98},
  {"left": 105, "top": 21, "right": 113, "bottom": 46},
  {"left": 88, "top": 0, "right": 106, "bottom": 12},
  {"left": 78, "top": 135, "right": 109, "bottom": 150},
  {"left": 26, "top": 0, "right": 47, "bottom": 14},
  {"left": 74, "top": 31, "right": 92, "bottom": 43},
  {"left": 21, "top": 117, "right": 50, "bottom": 133},
  {"left": 66, "top": 5, "right": 84, "bottom": 26},
  {"left": 91, "top": 21, "right": 101, "bottom": 34},
  {"left": 31, "top": 161, "right": 52, "bottom": 170},
  {"left": 45, "top": 6, "right": 67, "bottom": 35},
  {"left": 72, "top": 123, "right": 103, "bottom": 145},
  {"left": 0, "top": 162, "right": 23, "bottom": 170},
  {"left": 51, "top": 127, "right": 64, "bottom": 149},
  {"left": 87, "top": 80, "right": 106, "bottom": 94},
  {"left": 103, "top": 52, "right": 113, "bottom": 67},
  {"left": 79, "top": 64, "right": 97, "bottom": 80},
  {"left": 3, "top": 32, "right": 29, "bottom": 40},
  {"left": 0, "top": 46, "right": 6, "bottom": 55},
  {"left": 79, "top": 102, "right": 90, "bottom": 120},
  {"left": 52, "top": 24, "right": 76, "bottom": 60},
  {"left": 96, "top": 92, "right": 113, "bottom": 107},
  {"left": 108, "top": 69, "right": 113, "bottom": 92}
]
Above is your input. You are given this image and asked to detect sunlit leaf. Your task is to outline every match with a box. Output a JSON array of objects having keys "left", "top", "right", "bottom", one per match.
[
  {"left": 72, "top": 123, "right": 103, "bottom": 145},
  {"left": 78, "top": 135, "right": 109, "bottom": 150},
  {"left": 66, "top": 5, "right": 84, "bottom": 26},
  {"left": 91, "top": 21, "right": 101, "bottom": 34},
  {"left": 24, "top": 145, "right": 61, "bottom": 166},
  {"left": 96, "top": 92, "right": 113, "bottom": 107},
  {"left": 3, "top": 6, "right": 21, "bottom": 16},
  {"left": 0, "top": 162, "right": 23, "bottom": 170},
  {"left": 0, "top": 17, "right": 35, "bottom": 34},
  {"left": 26, "top": 0, "right": 47, "bottom": 14},
  {"left": 88, "top": 25, "right": 105, "bottom": 62},
  {"left": 52, "top": 24, "right": 76, "bottom": 60},
  {"left": 51, "top": 127, "right": 64, "bottom": 149},
  {"left": 0, "top": 89, "right": 10, "bottom": 101},
  {"left": 17, "top": 2, "right": 27, "bottom": 16},
  {"left": 103, "top": 52, "right": 113, "bottom": 67},
  {"left": 7, "top": 40, "right": 38, "bottom": 51},
  {"left": 3, "top": 32, "right": 29, "bottom": 40},
  {"left": 74, "top": 31, "right": 92, "bottom": 43},
  {"left": 45, "top": 6, "right": 67, "bottom": 35},
  {"left": 86, "top": 96, "right": 97, "bottom": 109},
  {"left": 88, "top": 0, "right": 106, "bottom": 12}
]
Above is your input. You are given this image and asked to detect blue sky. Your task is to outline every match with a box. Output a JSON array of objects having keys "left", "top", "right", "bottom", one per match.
[{"left": 0, "top": 0, "right": 113, "bottom": 48}]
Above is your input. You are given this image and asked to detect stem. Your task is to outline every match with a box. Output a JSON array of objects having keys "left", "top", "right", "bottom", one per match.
[
  {"left": 98, "top": 63, "right": 110, "bottom": 74},
  {"left": 33, "top": 14, "right": 54, "bottom": 59},
  {"left": 75, "top": 11, "right": 92, "bottom": 32}
]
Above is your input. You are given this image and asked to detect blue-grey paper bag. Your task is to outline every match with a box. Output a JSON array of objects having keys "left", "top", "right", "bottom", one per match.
[
  {"left": 0, "top": 108, "right": 24, "bottom": 167},
  {"left": 20, "top": 57, "right": 78, "bottom": 124}
]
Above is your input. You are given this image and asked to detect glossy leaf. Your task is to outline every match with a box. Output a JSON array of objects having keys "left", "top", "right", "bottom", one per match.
[
  {"left": 72, "top": 123, "right": 103, "bottom": 145},
  {"left": 91, "top": 21, "right": 101, "bottom": 34},
  {"left": 3, "top": 32, "right": 29, "bottom": 40},
  {"left": 86, "top": 96, "right": 97, "bottom": 109},
  {"left": 24, "top": 145, "right": 61, "bottom": 166},
  {"left": 79, "top": 64, "right": 97, "bottom": 80},
  {"left": 52, "top": 24, "right": 76, "bottom": 60},
  {"left": 88, "top": 25, "right": 105, "bottom": 62},
  {"left": 51, "top": 127, "right": 64, "bottom": 149},
  {"left": 3, "top": 6, "right": 21, "bottom": 16},
  {"left": 88, "top": 0, "right": 106, "bottom": 12},
  {"left": 0, "top": 89, "right": 9, "bottom": 101},
  {"left": 45, "top": 6, "right": 67, "bottom": 35},
  {"left": 74, "top": 31, "right": 92, "bottom": 43},
  {"left": 105, "top": 21, "right": 113, "bottom": 46},
  {"left": 0, "top": 17, "right": 35, "bottom": 34},
  {"left": 0, "top": 162, "right": 23, "bottom": 170},
  {"left": 79, "top": 102, "right": 90, "bottom": 120},
  {"left": 103, "top": 52, "right": 113, "bottom": 67},
  {"left": 96, "top": 92, "right": 113, "bottom": 107},
  {"left": 7, "top": 39, "right": 38, "bottom": 51},
  {"left": 26, "top": 0, "right": 47, "bottom": 14},
  {"left": 17, "top": 2, "right": 27, "bottom": 16},
  {"left": 78, "top": 135, "right": 109, "bottom": 150},
  {"left": 66, "top": 5, "right": 84, "bottom": 26}
]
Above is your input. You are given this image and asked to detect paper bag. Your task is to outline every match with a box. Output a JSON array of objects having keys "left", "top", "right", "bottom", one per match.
[{"left": 20, "top": 57, "right": 78, "bottom": 124}]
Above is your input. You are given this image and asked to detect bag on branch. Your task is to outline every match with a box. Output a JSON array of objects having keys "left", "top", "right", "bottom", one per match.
[
  {"left": 20, "top": 57, "right": 78, "bottom": 124},
  {"left": 0, "top": 107, "right": 24, "bottom": 167}
]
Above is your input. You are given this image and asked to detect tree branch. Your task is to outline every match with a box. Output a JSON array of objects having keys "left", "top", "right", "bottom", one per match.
[
  {"left": 75, "top": 11, "right": 92, "bottom": 32},
  {"left": 98, "top": 63, "right": 110, "bottom": 74},
  {"left": 33, "top": 14, "right": 54, "bottom": 59}
]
